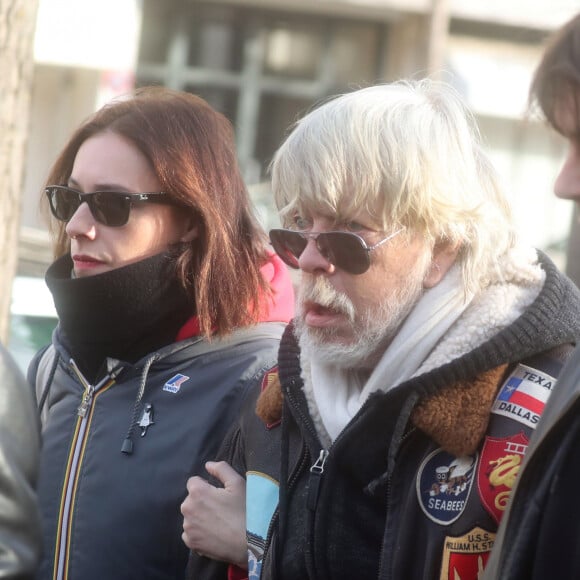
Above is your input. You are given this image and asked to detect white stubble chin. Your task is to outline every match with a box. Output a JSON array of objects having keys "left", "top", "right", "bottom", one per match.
[{"left": 294, "top": 257, "right": 429, "bottom": 368}]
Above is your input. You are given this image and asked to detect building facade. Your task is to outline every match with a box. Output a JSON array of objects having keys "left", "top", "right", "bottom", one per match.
[{"left": 11, "top": 0, "right": 579, "bottom": 367}]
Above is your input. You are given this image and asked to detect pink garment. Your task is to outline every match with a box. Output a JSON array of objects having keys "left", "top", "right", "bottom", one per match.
[{"left": 175, "top": 252, "right": 294, "bottom": 340}]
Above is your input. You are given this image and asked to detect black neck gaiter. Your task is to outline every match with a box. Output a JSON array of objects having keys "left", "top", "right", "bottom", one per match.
[{"left": 45, "top": 252, "right": 194, "bottom": 382}]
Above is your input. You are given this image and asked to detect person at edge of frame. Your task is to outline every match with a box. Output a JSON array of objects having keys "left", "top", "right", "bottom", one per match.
[
  {"left": 484, "top": 12, "right": 580, "bottom": 580},
  {"left": 0, "top": 342, "right": 41, "bottom": 579}
]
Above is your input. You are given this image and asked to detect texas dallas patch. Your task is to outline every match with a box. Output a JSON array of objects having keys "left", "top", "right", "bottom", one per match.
[
  {"left": 417, "top": 449, "right": 476, "bottom": 524},
  {"left": 491, "top": 363, "right": 555, "bottom": 428}
]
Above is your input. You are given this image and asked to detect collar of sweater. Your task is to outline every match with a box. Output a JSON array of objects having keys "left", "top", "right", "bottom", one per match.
[{"left": 46, "top": 252, "right": 193, "bottom": 382}]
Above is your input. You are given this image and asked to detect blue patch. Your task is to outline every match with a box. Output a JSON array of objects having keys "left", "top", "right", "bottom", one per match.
[
  {"left": 416, "top": 448, "right": 476, "bottom": 525},
  {"left": 246, "top": 471, "right": 279, "bottom": 580},
  {"left": 163, "top": 373, "right": 189, "bottom": 393}
]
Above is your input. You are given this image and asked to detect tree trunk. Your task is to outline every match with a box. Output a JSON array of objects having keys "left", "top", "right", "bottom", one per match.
[{"left": 0, "top": 0, "right": 39, "bottom": 343}]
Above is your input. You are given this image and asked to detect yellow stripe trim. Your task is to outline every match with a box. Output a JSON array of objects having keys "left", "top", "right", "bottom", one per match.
[{"left": 53, "top": 379, "right": 116, "bottom": 580}]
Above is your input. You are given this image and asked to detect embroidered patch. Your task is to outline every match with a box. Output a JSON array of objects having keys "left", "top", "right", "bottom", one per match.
[
  {"left": 163, "top": 373, "right": 190, "bottom": 393},
  {"left": 477, "top": 431, "right": 528, "bottom": 524},
  {"left": 246, "top": 471, "right": 279, "bottom": 580},
  {"left": 417, "top": 449, "right": 476, "bottom": 525},
  {"left": 439, "top": 527, "right": 494, "bottom": 580},
  {"left": 491, "top": 364, "right": 555, "bottom": 428}
]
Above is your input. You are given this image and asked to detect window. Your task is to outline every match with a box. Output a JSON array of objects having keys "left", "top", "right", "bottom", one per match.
[{"left": 137, "top": 1, "right": 387, "bottom": 183}]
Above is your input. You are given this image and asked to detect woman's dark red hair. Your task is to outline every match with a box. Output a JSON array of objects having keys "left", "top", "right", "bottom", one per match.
[{"left": 45, "top": 86, "right": 270, "bottom": 337}]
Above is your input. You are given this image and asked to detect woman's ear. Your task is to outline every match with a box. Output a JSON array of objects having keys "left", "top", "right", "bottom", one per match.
[
  {"left": 180, "top": 223, "right": 198, "bottom": 243},
  {"left": 423, "top": 240, "right": 461, "bottom": 289}
]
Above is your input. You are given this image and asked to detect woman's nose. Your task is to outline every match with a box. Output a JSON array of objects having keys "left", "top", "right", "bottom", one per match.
[{"left": 65, "top": 202, "right": 97, "bottom": 240}]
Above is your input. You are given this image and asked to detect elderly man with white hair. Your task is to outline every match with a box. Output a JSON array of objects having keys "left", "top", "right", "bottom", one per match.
[{"left": 182, "top": 79, "right": 580, "bottom": 580}]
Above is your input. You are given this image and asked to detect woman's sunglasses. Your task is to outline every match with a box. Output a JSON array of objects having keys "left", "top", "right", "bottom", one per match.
[
  {"left": 45, "top": 185, "right": 180, "bottom": 227},
  {"left": 269, "top": 228, "right": 402, "bottom": 275}
]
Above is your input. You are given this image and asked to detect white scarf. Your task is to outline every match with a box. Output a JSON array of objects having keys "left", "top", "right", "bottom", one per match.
[{"left": 301, "top": 247, "right": 545, "bottom": 445}]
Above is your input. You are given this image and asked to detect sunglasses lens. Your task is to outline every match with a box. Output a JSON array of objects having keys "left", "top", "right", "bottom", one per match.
[
  {"left": 269, "top": 229, "right": 306, "bottom": 269},
  {"left": 49, "top": 188, "right": 79, "bottom": 221},
  {"left": 90, "top": 192, "right": 130, "bottom": 227},
  {"left": 319, "top": 232, "right": 369, "bottom": 275}
]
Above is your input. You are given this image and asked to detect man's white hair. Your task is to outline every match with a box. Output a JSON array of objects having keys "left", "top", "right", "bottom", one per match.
[{"left": 270, "top": 79, "right": 518, "bottom": 294}]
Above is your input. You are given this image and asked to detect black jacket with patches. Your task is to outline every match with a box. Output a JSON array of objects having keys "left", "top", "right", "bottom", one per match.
[{"left": 196, "top": 253, "right": 580, "bottom": 580}]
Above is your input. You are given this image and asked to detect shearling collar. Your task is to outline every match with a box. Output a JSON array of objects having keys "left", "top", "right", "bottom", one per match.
[
  {"left": 255, "top": 363, "right": 508, "bottom": 456},
  {"left": 256, "top": 249, "right": 580, "bottom": 457},
  {"left": 411, "top": 364, "right": 508, "bottom": 456}
]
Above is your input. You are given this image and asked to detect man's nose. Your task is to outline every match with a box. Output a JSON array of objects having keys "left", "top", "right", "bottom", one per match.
[
  {"left": 297, "top": 237, "right": 335, "bottom": 274},
  {"left": 554, "top": 143, "right": 580, "bottom": 202}
]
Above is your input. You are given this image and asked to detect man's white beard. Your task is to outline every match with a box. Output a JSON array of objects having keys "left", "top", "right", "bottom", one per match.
[{"left": 294, "top": 258, "right": 429, "bottom": 369}]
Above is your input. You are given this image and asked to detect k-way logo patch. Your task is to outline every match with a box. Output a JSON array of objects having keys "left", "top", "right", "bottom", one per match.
[
  {"left": 491, "top": 364, "right": 555, "bottom": 428},
  {"left": 163, "top": 373, "right": 190, "bottom": 393},
  {"left": 417, "top": 449, "right": 476, "bottom": 525}
]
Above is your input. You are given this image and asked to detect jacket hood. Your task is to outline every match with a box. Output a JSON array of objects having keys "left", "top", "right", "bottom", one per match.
[{"left": 176, "top": 252, "right": 294, "bottom": 341}]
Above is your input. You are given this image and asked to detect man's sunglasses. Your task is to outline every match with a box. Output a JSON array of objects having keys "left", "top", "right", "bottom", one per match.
[
  {"left": 269, "top": 228, "right": 403, "bottom": 275},
  {"left": 45, "top": 185, "right": 180, "bottom": 227}
]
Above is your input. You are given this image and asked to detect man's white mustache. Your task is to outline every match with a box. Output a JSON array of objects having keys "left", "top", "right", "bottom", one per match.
[{"left": 298, "top": 276, "right": 355, "bottom": 320}]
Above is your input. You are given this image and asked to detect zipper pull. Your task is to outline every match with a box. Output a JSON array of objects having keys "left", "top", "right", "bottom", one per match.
[
  {"left": 307, "top": 449, "right": 329, "bottom": 511},
  {"left": 77, "top": 385, "right": 95, "bottom": 417}
]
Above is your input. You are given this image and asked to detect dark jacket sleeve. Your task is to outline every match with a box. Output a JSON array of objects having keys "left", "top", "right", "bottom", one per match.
[
  {"left": 0, "top": 344, "right": 42, "bottom": 579},
  {"left": 184, "top": 383, "right": 258, "bottom": 580},
  {"left": 184, "top": 423, "right": 249, "bottom": 580}
]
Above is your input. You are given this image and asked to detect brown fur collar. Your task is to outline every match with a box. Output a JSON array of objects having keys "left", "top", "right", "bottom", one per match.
[
  {"left": 255, "top": 364, "right": 508, "bottom": 456},
  {"left": 256, "top": 371, "right": 284, "bottom": 426},
  {"left": 411, "top": 364, "right": 508, "bottom": 456}
]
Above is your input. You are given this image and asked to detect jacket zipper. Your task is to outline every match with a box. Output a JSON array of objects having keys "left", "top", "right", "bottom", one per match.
[
  {"left": 285, "top": 381, "right": 332, "bottom": 512},
  {"left": 307, "top": 449, "right": 329, "bottom": 510},
  {"left": 285, "top": 382, "right": 334, "bottom": 578},
  {"left": 377, "top": 426, "right": 416, "bottom": 580},
  {"left": 53, "top": 360, "right": 118, "bottom": 580},
  {"left": 261, "top": 379, "right": 324, "bottom": 578},
  {"left": 261, "top": 444, "right": 309, "bottom": 578}
]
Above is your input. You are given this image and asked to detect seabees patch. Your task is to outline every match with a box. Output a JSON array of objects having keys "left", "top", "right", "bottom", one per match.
[
  {"left": 439, "top": 527, "right": 494, "bottom": 580},
  {"left": 491, "top": 363, "right": 555, "bottom": 428},
  {"left": 417, "top": 449, "right": 476, "bottom": 525}
]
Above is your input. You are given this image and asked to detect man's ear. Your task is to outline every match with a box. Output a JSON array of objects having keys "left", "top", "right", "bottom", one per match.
[{"left": 423, "top": 240, "right": 461, "bottom": 289}]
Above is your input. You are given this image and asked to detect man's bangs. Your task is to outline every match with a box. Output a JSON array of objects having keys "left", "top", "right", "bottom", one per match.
[{"left": 277, "top": 188, "right": 340, "bottom": 226}]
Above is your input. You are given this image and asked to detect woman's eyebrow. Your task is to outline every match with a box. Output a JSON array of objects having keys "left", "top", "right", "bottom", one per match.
[{"left": 66, "top": 177, "right": 133, "bottom": 193}]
